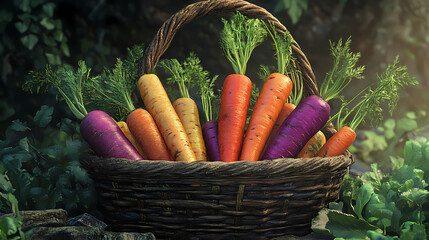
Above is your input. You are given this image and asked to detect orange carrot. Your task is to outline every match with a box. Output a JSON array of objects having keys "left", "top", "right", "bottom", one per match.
[
  {"left": 126, "top": 108, "right": 173, "bottom": 161},
  {"left": 173, "top": 98, "right": 207, "bottom": 161},
  {"left": 297, "top": 130, "right": 326, "bottom": 158},
  {"left": 218, "top": 74, "right": 252, "bottom": 162},
  {"left": 260, "top": 102, "right": 296, "bottom": 159},
  {"left": 138, "top": 74, "right": 197, "bottom": 162},
  {"left": 316, "top": 126, "right": 356, "bottom": 157},
  {"left": 240, "top": 73, "right": 293, "bottom": 161},
  {"left": 117, "top": 121, "right": 147, "bottom": 159},
  {"left": 218, "top": 12, "right": 266, "bottom": 162}
]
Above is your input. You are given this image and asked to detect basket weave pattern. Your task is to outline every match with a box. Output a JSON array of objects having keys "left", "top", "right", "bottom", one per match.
[
  {"left": 80, "top": 0, "right": 354, "bottom": 239},
  {"left": 81, "top": 152, "right": 352, "bottom": 239}
]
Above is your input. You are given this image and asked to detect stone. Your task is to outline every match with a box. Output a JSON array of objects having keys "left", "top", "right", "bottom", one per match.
[
  {"left": 67, "top": 212, "right": 107, "bottom": 230},
  {"left": 30, "top": 226, "right": 156, "bottom": 240},
  {"left": 0, "top": 209, "right": 67, "bottom": 230}
]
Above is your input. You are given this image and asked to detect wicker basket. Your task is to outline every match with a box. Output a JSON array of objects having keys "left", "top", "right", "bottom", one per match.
[{"left": 79, "top": 0, "right": 354, "bottom": 239}]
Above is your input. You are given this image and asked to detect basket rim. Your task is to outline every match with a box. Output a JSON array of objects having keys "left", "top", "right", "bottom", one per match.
[{"left": 80, "top": 151, "right": 353, "bottom": 179}]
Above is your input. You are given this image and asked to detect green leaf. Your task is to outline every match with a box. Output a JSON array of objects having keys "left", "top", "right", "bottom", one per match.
[
  {"left": 9, "top": 119, "right": 28, "bottom": 132},
  {"left": 68, "top": 165, "right": 90, "bottom": 185},
  {"left": 397, "top": 117, "right": 417, "bottom": 132},
  {"left": 367, "top": 231, "right": 398, "bottom": 240},
  {"left": 45, "top": 53, "right": 61, "bottom": 65},
  {"left": 20, "top": 34, "right": 38, "bottom": 50},
  {"left": 43, "top": 34, "right": 57, "bottom": 46},
  {"left": 404, "top": 140, "right": 422, "bottom": 166},
  {"left": 390, "top": 156, "right": 404, "bottom": 171},
  {"left": 0, "top": 42, "right": 3, "bottom": 55},
  {"left": 18, "top": 0, "right": 31, "bottom": 12},
  {"left": 40, "top": 17, "right": 55, "bottom": 30},
  {"left": 312, "top": 209, "right": 382, "bottom": 238},
  {"left": 363, "top": 193, "right": 402, "bottom": 231},
  {"left": 17, "top": 13, "right": 37, "bottom": 22},
  {"left": 340, "top": 174, "right": 363, "bottom": 214},
  {"left": 400, "top": 188, "right": 429, "bottom": 207},
  {"left": 0, "top": 217, "right": 18, "bottom": 236},
  {"left": 0, "top": 174, "right": 14, "bottom": 193},
  {"left": 3, "top": 151, "right": 32, "bottom": 170},
  {"left": 58, "top": 118, "right": 77, "bottom": 135},
  {"left": 18, "top": 137, "right": 29, "bottom": 152},
  {"left": 383, "top": 118, "right": 396, "bottom": 140},
  {"left": 354, "top": 183, "right": 374, "bottom": 219},
  {"left": 406, "top": 111, "right": 417, "bottom": 119},
  {"left": 53, "top": 30, "right": 63, "bottom": 42},
  {"left": 15, "top": 21, "right": 30, "bottom": 33},
  {"left": 65, "top": 140, "right": 86, "bottom": 162},
  {"left": 60, "top": 41, "right": 70, "bottom": 57},
  {"left": 30, "top": 23, "right": 40, "bottom": 33},
  {"left": 33, "top": 105, "right": 53, "bottom": 127},
  {"left": 39, "top": 144, "right": 62, "bottom": 158},
  {"left": 42, "top": 3, "right": 55, "bottom": 17},
  {"left": 400, "top": 221, "right": 427, "bottom": 240}
]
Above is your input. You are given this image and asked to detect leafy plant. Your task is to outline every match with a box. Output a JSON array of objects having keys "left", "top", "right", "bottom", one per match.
[
  {"left": 312, "top": 138, "right": 429, "bottom": 239},
  {"left": 0, "top": 0, "right": 70, "bottom": 69},
  {"left": 0, "top": 173, "right": 32, "bottom": 240},
  {"left": 0, "top": 105, "right": 98, "bottom": 218},
  {"left": 353, "top": 110, "right": 428, "bottom": 165}
]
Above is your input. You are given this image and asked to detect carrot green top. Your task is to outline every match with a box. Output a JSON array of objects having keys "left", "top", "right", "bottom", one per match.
[
  {"left": 25, "top": 61, "right": 89, "bottom": 120},
  {"left": 332, "top": 56, "right": 418, "bottom": 131},
  {"left": 220, "top": 12, "right": 267, "bottom": 75},
  {"left": 160, "top": 52, "right": 219, "bottom": 123},
  {"left": 262, "top": 23, "right": 302, "bottom": 105},
  {"left": 84, "top": 45, "right": 144, "bottom": 120},
  {"left": 319, "top": 37, "right": 365, "bottom": 103},
  {"left": 24, "top": 45, "right": 145, "bottom": 121}
]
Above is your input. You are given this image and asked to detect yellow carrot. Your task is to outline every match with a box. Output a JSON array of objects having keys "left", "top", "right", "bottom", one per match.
[
  {"left": 138, "top": 74, "right": 197, "bottom": 162},
  {"left": 117, "top": 121, "right": 147, "bottom": 159},
  {"left": 173, "top": 98, "right": 207, "bottom": 161},
  {"left": 297, "top": 131, "right": 326, "bottom": 158}
]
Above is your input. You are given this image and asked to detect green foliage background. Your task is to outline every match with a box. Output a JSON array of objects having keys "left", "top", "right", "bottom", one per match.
[{"left": 1, "top": 0, "right": 429, "bottom": 229}]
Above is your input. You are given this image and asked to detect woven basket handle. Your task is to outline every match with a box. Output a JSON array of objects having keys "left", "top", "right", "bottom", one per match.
[
  {"left": 139, "top": 0, "right": 337, "bottom": 137},
  {"left": 140, "top": 0, "right": 319, "bottom": 96}
]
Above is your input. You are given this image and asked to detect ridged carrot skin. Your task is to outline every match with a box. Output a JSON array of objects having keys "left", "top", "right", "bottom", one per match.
[
  {"left": 218, "top": 74, "right": 252, "bottom": 162},
  {"left": 261, "top": 102, "right": 296, "bottom": 159},
  {"left": 240, "top": 73, "right": 293, "bottom": 161},
  {"left": 202, "top": 120, "right": 221, "bottom": 161},
  {"left": 117, "top": 121, "right": 147, "bottom": 159},
  {"left": 173, "top": 98, "right": 207, "bottom": 161},
  {"left": 316, "top": 126, "right": 356, "bottom": 157},
  {"left": 138, "top": 74, "right": 197, "bottom": 162},
  {"left": 80, "top": 110, "right": 143, "bottom": 160},
  {"left": 262, "top": 95, "right": 330, "bottom": 160},
  {"left": 297, "top": 130, "right": 326, "bottom": 158},
  {"left": 126, "top": 108, "right": 173, "bottom": 161}
]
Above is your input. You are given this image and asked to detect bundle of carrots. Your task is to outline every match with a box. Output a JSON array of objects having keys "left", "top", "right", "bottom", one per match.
[{"left": 25, "top": 13, "right": 417, "bottom": 163}]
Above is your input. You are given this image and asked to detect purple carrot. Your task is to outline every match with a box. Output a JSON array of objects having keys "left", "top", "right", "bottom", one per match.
[
  {"left": 202, "top": 120, "right": 221, "bottom": 161},
  {"left": 80, "top": 110, "right": 143, "bottom": 160},
  {"left": 262, "top": 95, "right": 330, "bottom": 160}
]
